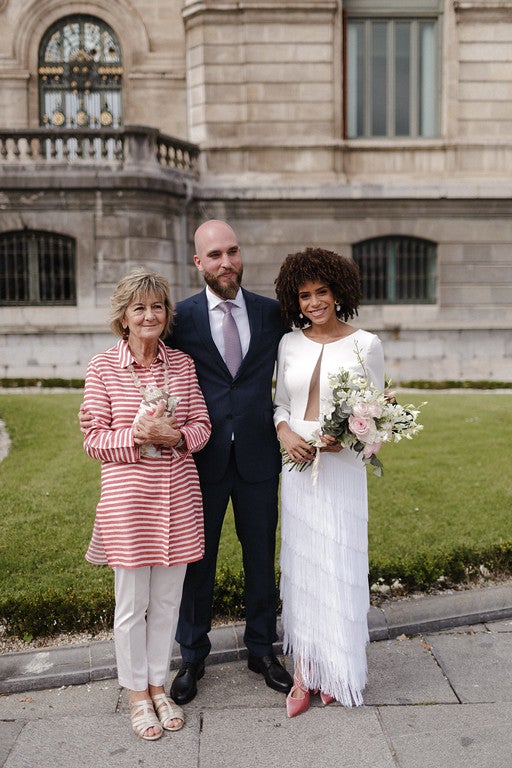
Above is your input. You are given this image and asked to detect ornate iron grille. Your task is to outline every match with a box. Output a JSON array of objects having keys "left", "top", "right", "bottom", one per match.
[{"left": 39, "top": 15, "right": 123, "bottom": 129}]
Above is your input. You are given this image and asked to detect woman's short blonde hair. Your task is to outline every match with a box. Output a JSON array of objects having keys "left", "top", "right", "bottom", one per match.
[{"left": 109, "top": 267, "right": 175, "bottom": 339}]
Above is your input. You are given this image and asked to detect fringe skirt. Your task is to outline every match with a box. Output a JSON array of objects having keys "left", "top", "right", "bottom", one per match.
[{"left": 279, "top": 418, "right": 370, "bottom": 707}]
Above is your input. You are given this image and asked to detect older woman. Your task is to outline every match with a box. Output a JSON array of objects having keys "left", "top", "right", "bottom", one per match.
[
  {"left": 273, "top": 248, "right": 384, "bottom": 717},
  {"left": 82, "top": 268, "right": 211, "bottom": 741}
]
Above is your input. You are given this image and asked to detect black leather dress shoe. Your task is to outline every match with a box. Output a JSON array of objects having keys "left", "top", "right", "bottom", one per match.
[
  {"left": 170, "top": 661, "right": 205, "bottom": 705},
  {"left": 247, "top": 653, "right": 293, "bottom": 694}
]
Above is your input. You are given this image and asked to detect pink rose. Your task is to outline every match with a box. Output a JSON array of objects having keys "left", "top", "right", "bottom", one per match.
[
  {"left": 352, "top": 401, "right": 382, "bottom": 419},
  {"left": 348, "top": 414, "right": 372, "bottom": 440},
  {"left": 363, "top": 442, "right": 381, "bottom": 459}
]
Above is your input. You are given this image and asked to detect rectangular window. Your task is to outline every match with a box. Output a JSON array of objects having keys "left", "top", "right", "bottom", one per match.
[
  {"left": 0, "top": 231, "right": 76, "bottom": 305},
  {"left": 353, "top": 236, "right": 436, "bottom": 304},
  {"left": 346, "top": 16, "right": 439, "bottom": 139}
]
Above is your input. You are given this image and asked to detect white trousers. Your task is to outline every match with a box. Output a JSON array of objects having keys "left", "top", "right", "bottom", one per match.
[{"left": 113, "top": 564, "right": 187, "bottom": 692}]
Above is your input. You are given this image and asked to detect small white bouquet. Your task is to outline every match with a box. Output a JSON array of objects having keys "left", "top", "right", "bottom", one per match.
[{"left": 133, "top": 383, "right": 181, "bottom": 458}]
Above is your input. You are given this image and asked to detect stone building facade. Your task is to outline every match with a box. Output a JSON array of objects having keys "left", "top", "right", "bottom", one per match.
[{"left": 0, "top": 0, "right": 511, "bottom": 381}]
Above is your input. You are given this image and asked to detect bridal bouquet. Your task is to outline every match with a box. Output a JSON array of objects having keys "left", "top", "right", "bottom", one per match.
[
  {"left": 318, "top": 370, "right": 424, "bottom": 475},
  {"left": 282, "top": 353, "right": 424, "bottom": 477}
]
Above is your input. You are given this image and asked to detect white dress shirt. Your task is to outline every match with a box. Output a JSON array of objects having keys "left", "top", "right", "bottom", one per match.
[{"left": 205, "top": 286, "right": 250, "bottom": 360}]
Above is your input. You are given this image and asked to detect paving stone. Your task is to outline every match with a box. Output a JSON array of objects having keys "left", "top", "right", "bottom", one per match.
[
  {"left": 379, "top": 702, "right": 512, "bottom": 768},
  {"left": 427, "top": 629, "right": 512, "bottom": 703},
  {"left": 199, "top": 706, "right": 396, "bottom": 768},
  {"left": 365, "top": 636, "right": 457, "bottom": 706}
]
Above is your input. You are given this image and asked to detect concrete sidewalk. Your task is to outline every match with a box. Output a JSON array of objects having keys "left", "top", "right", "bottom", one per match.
[{"left": 2, "top": 582, "right": 512, "bottom": 767}]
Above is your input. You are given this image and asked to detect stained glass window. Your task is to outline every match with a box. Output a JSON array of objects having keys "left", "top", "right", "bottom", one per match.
[{"left": 39, "top": 15, "right": 123, "bottom": 129}]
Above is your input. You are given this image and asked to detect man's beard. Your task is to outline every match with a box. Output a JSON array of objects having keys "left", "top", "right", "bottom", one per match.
[{"left": 203, "top": 267, "right": 243, "bottom": 300}]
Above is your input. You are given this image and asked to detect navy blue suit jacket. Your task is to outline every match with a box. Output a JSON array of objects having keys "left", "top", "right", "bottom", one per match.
[{"left": 169, "top": 288, "right": 286, "bottom": 484}]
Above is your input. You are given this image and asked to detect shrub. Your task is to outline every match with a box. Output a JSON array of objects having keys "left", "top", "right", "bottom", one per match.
[
  {"left": 369, "top": 540, "right": 512, "bottom": 592},
  {"left": 0, "top": 587, "right": 114, "bottom": 639},
  {"left": 399, "top": 380, "right": 512, "bottom": 390},
  {"left": 0, "top": 378, "right": 84, "bottom": 389},
  {"left": 212, "top": 565, "right": 247, "bottom": 620},
  {"left": 4, "top": 541, "right": 512, "bottom": 639}
]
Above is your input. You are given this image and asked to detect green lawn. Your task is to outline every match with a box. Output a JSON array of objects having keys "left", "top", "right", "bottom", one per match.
[
  {"left": 0, "top": 394, "right": 111, "bottom": 597},
  {"left": 1, "top": 391, "right": 511, "bottom": 637},
  {"left": 366, "top": 393, "right": 512, "bottom": 566}
]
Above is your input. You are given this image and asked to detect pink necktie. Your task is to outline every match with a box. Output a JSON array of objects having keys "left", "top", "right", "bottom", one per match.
[{"left": 218, "top": 301, "right": 242, "bottom": 377}]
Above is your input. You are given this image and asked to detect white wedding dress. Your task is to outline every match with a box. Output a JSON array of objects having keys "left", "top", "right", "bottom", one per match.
[{"left": 274, "top": 328, "right": 384, "bottom": 705}]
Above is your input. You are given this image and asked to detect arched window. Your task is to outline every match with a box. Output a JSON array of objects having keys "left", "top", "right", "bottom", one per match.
[
  {"left": 353, "top": 235, "right": 436, "bottom": 304},
  {"left": 38, "top": 15, "right": 123, "bottom": 129},
  {"left": 0, "top": 231, "right": 76, "bottom": 306}
]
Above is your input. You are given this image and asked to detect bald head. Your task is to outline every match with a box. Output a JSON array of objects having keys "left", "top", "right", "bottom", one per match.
[
  {"left": 194, "top": 220, "right": 238, "bottom": 256},
  {"left": 193, "top": 219, "right": 243, "bottom": 300}
]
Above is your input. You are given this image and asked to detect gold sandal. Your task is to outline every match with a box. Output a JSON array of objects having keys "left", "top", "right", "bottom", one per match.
[
  {"left": 151, "top": 692, "right": 185, "bottom": 731},
  {"left": 130, "top": 699, "right": 163, "bottom": 741}
]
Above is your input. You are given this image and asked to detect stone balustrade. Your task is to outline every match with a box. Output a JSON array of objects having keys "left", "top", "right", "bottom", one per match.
[{"left": 0, "top": 125, "right": 200, "bottom": 176}]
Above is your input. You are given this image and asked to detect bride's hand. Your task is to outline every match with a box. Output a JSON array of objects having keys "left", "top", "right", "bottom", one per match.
[
  {"left": 277, "top": 425, "right": 316, "bottom": 463},
  {"left": 319, "top": 434, "right": 342, "bottom": 453}
]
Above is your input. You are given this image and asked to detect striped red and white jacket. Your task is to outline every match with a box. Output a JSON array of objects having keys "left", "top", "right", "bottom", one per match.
[{"left": 83, "top": 339, "right": 211, "bottom": 568}]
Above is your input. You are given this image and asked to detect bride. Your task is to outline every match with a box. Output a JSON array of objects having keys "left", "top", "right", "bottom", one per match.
[{"left": 273, "top": 247, "right": 384, "bottom": 716}]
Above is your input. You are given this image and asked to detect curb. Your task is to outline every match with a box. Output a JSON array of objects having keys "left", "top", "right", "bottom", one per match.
[{"left": 1, "top": 583, "right": 512, "bottom": 695}]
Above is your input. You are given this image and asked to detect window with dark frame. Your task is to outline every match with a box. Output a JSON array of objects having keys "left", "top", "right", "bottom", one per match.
[
  {"left": 0, "top": 231, "right": 76, "bottom": 306},
  {"left": 344, "top": 2, "right": 440, "bottom": 139},
  {"left": 353, "top": 235, "right": 436, "bottom": 304}
]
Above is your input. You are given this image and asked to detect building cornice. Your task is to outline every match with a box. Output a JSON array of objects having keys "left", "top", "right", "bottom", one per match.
[
  {"left": 453, "top": 0, "right": 512, "bottom": 21},
  {"left": 183, "top": 0, "right": 337, "bottom": 20},
  {"left": 454, "top": 1, "right": 512, "bottom": 8}
]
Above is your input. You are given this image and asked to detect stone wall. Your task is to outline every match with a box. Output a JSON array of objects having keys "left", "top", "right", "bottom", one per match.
[{"left": 1, "top": 0, "right": 512, "bottom": 381}]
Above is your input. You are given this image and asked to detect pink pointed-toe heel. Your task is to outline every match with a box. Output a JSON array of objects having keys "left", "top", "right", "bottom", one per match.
[
  {"left": 320, "top": 691, "right": 336, "bottom": 706},
  {"left": 286, "top": 679, "right": 310, "bottom": 718}
]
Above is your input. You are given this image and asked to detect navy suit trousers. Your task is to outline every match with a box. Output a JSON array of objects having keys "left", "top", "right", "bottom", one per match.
[{"left": 176, "top": 446, "right": 279, "bottom": 662}]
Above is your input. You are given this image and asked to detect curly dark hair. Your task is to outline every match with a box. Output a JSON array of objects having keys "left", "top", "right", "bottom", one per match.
[{"left": 274, "top": 247, "right": 361, "bottom": 328}]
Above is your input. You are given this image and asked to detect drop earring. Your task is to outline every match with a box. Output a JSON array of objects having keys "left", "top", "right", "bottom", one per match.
[
  {"left": 299, "top": 312, "right": 303, "bottom": 319},
  {"left": 335, "top": 302, "right": 341, "bottom": 312}
]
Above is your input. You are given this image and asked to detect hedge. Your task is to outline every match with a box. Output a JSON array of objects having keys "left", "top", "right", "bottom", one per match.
[
  {"left": 3, "top": 543, "right": 512, "bottom": 640},
  {"left": 2, "top": 378, "right": 512, "bottom": 391}
]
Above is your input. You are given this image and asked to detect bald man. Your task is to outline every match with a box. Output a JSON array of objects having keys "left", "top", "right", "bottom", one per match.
[{"left": 168, "top": 220, "right": 292, "bottom": 703}]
